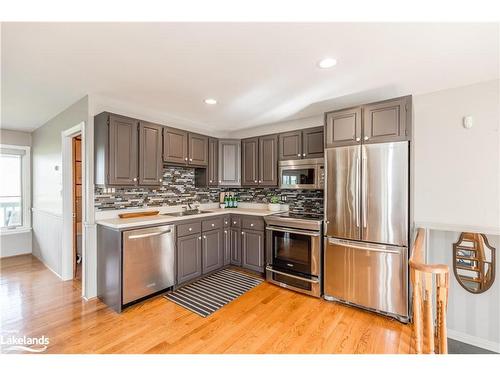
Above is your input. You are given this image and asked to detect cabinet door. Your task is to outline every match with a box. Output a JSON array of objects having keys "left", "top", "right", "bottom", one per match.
[
  {"left": 223, "top": 228, "right": 230, "bottom": 266},
  {"left": 362, "top": 97, "right": 409, "bottom": 143},
  {"left": 279, "top": 130, "right": 302, "bottom": 160},
  {"left": 241, "top": 137, "right": 259, "bottom": 186},
  {"left": 218, "top": 139, "right": 241, "bottom": 186},
  {"left": 241, "top": 230, "right": 265, "bottom": 273},
  {"left": 202, "top": 229, "right": 223, "bottom": 274},
  {"left": 177, "top": 234, "right": 202, "bottom": 284},
  {"left": 259, "top": 134, "right": 278, "bottom": 186},
  {"left": 138, "top": 122, "right": 163, "bottom": 186},
  {"left": 325, "top": 107, "right": 362, "bottom": 147},
  {"left": 188, "top": 133, "right": 209, "bottom": 166},
  {"left": 163, "top": 127, "right": 188, "bottom": 164},
  {"left": 207, "top": 138, "right": 218, "bottom": 186},
  {"left": 108, "top": 114, "right": 138, "bottom": 185},
  {"left": 302, "top": 126, "right": 324, "bottom": 158},
  {"left": 230, "top": 228, "right": 241, "bottom": 266}
]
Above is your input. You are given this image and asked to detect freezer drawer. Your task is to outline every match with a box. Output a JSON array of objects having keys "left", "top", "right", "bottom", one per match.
[
  {"left": 123, "top": 225, "right": 175, "bottom": 304},
  {"left": 324, "top": 237, "right": 408, "bottom": 318}
]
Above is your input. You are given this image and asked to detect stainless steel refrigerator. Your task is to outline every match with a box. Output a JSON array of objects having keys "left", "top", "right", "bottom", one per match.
[{"left": 324, "top": 141, "right": 409, "bottom": 322}]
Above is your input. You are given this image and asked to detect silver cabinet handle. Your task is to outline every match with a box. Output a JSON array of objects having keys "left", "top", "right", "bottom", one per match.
[
  {"left": 203, "top": 235, "right": 207, "bottom": 239},
  {"left": 258, "top": 180, "right": 262, "bottom": 183},
  {"left": 364, "top": 136, "right": 369, "bottom": 141},
  {"left": 128, "top": 229, "right": 171, "bottom": 239},
  {"left": 133, "top": 177, "right": 137, "bottom": 182},
  {"left": 233, "top": 221, "right": 236, "bottom": 224},
  {"left": 266, "top": 266, "right": 319, "bottom": 284},
  {"left": 356, "top": 137, "right": 360, "bottom": 142},
  {"left": 159, "top": 178, "right": 163, "bottom": 182},
  {"left": 302, "top": 153, "right": 306, "bottom": 157},
  {"left": 250, "top": 223, "right": 254, "bottom": 227},
  {"left": 219, "top": 180, "right": 222, "bottom": 183},
  {"left": 211, "top": 223, "right": 215, "bottom": 227},
  {"left": 224, "top": 230, "right": 227, "bottom": 234},
  {"left": 190, "top": 158, "right": 193, "bottom": 161},
  {"left": 188, "top": 227, "right": 192, "bottom": 231},
  {"left": 184, "top": 157, "right": 188, "bottom": 161},
  {"left": 297, "top": 153, "right": 301, "bottom": 157},
  {"left": 209, "top": 180, "right": 212, "bottom": 183},
  {"left": 254, "top": 180, "right": 257, "bottom": 183},
  {"left": 241, "top": 231, "right": 244, "bottom": 235},
  {"left": 198, "top": 236, "right": 201, "bottom": 240}
]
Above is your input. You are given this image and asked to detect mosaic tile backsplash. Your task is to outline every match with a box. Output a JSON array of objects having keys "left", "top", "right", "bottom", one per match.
[{"left": 95, "top": 166, "right": 324, "bottom": 214}]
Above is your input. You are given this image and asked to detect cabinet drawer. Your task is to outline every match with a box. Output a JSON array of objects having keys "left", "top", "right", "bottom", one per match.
[
  {"left": 202, "top": 217, "right": 222, "bottom": 232},
  {"left": 242, "top": 216, "right": 264, "bottom": 231},
  {"left": 230, "top": 215, "right": 241, "bottom": 228},
  {"left": 222, "top": 215, "right": 230, "bottom": 227},
  {"left": 177, "top": 221, "right": 201, "bottom": 237}
]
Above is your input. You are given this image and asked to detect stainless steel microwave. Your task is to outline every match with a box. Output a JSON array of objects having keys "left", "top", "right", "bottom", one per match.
[{"left": 279, "top": 158, "right": 324, "bottom": 190}]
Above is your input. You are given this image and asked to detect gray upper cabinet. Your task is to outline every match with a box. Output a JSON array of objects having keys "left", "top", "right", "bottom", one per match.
[
  {"left": 202, "top": 229, "right": 223, "bottom": 274},
  {"left": 241, "top": 229, "right": 265, "bottom": 273},
  {"left": 207, "top": 138, "right": 218, "bottom": 186},
  {"left": 218, "top": 139, "right": 241, "bottom": 186},
  {"left": 302, "top": 126, "right": 324, "bottom": 158},
  {"left": 279, "top": 127, "right": 324, "bottom": 160},
  {"left": 362, "top": 96, "right": 411, "bottom": 143},
  {"left": 177, "top": 233, "right": 202, "bottom": 285},
  {"left": 241, "top": 137, "right": 259, "bottom": 186},
  {"left": 94, "top": 112, "right": 139, "bottom": 186},
  {"left": 325, "top": 107, "right": 362, "bottom": 147},
  {"left": 139, "top": 122, "right": 163, "bottom": 186},
  {"left": 188, "top": 133, "right": 209, "bottom": 166},
  {"left": 279, "top": 130, "right": 302, "bottom": 160},
  {"left": 259, "top": 134, "right": 278, "bottom": 186},
  {"left": 163, "top": 127, "right": 188, "bottom": 164}
]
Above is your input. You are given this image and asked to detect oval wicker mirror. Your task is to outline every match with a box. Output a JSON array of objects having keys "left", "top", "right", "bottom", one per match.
[{"left": 453, "top": 233, "right": 496, "bottom": 294}]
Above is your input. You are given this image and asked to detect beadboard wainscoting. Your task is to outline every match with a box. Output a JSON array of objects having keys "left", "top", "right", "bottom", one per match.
[
  {"left": 32, "top": 209, "right": 63, "bottom": 278},
  {"left": 95, "top": 166, "right": 324, "bottom": 214}
]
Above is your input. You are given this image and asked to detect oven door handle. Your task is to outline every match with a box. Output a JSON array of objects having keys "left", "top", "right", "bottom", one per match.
[
  {"left": 266, "top": 226, "right": 321, "bottom": 237},
  {"left": 266, "top": 266, "right": 320, "bottom": 284}
]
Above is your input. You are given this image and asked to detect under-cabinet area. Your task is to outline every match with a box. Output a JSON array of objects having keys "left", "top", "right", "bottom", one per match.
[{"left": 97, "top": 210, "right": 267, "bottom": 312}]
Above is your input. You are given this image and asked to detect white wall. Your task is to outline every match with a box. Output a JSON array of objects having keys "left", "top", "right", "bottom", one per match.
[
  {"left": 428, "top": 230, "right": 500, "bottom": 352},
  {"left": 31, "top": 96, "right": 88, "bottom": 277},
  {"left": 0, "top": 129, "right": 33, "bottom": 258},
  {"left": 413, "top": 80, "right": 500, "bottom": 233}
]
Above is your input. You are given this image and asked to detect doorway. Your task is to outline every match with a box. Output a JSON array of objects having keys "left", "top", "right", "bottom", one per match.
[{"left": 73, "top": 135, "right": 82, "bottom": 284}]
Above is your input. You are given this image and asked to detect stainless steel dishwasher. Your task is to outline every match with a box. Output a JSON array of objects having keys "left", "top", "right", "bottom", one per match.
[{"left": 122, "top": 225, "right": 175, "bottom": 305}]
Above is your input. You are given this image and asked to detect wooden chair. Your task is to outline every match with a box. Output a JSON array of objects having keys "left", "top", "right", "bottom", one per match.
[{"left": 409, "top": 228, "right": 450, "bottom": 354}]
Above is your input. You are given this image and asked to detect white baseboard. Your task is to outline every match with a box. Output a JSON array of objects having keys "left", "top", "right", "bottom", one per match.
[
  {"left": 32, "top": 253, "right": 63, "bottom": 280},
  {"left": 448, "top": 329, "right": 500, "bottom": 353}
]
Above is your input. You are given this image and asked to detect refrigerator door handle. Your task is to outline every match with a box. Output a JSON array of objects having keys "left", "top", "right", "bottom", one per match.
[
  {"left": 362, "top": 152, "right": 368, "bottom": 228},
  {"left": 327, "top": 238, "right": 403, "bottom": 254}
]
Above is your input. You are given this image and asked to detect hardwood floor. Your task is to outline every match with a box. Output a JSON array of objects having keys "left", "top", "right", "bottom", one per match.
[{"left": 0, "top": 255, "right": 413, "bottom": 354}]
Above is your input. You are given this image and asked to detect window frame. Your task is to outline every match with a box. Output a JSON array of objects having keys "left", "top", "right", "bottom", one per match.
[{"left": 0, "top": 144, "right": 31, "bottom": 235}]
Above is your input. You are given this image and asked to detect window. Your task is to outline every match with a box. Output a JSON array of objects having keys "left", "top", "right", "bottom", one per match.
[{"left": 0, "top": 145, "right": 31, "bottom": 232}]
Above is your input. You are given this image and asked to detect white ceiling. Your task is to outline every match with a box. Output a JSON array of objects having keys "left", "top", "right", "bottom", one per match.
[{"left": 1, "top": 22, "right": 498, "bottom": 132}]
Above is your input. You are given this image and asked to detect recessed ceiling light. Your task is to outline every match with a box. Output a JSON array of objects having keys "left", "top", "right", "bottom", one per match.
[
  {"left": 204, "top": 98, "right": 217, "bottom": 105},
  {"left": 318, "top": 58, "right": 337, "bottom": 69}
]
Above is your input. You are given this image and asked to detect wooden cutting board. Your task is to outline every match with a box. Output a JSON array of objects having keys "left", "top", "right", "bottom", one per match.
[{"left": 118, "top": 211, "right": 160, "bottom": 219}]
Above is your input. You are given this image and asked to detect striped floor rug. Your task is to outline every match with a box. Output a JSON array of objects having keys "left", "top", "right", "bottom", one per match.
[{"left": 164, "top": 269, "right": 262, "bottom": 317}]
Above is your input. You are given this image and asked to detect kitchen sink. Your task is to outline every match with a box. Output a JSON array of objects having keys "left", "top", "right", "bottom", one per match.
[{"left": 162, "top": 210, "right": 212, "bottom": 217}]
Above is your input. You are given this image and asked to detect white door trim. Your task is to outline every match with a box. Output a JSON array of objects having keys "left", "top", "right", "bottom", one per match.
[{"left": 61, "top": 122, "right": 85, "bottom": 292}]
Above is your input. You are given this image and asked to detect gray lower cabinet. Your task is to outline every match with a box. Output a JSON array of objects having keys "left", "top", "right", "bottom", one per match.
[
  {"left": 230, "top": 227, "right": 242, "bottom": 266},
  {"left": 202, "top": 229, "right": 223, "bottom": 274},
  {"left": 176, "top": 233, "right": 202, "bottom": 284},
  {"left": 241, "top": 229, "right": 265, "bottom": 273},
  {"left": 223, "top": 228, "right": 230, "bottom": 266}
]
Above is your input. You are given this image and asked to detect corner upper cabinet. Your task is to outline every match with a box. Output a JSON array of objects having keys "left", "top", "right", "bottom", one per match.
[
  {"left": 241, "top": 137, "right": 259, "bottom": 186},
  {"left": 218, "top": 139, "right": 241, "bottom": 186},
  {"left": 94, "top": 112, "right": 139, "bottom": 186},
  {"left": 138, "top": 121, "right": 163, "bottom": 186},
  {"left": 188, "top": 133, "right": 209, "bottom": 166},
  {"left": 302, "top": 126, "right": 324, "bottom": 158},
  {"left": 325, "top": 107, "right": 362, "bottom": 147},
  {"left": 362, "top": 96, "right": 411, "bottom": 143},
  {"left": 279, "top": 130, "right": 302, "bottom": 160},
  {"left": 163, "top": 127, "right": 188, "bottom": 164},
  {"left": 259, "top": 134, "right": 278, "bottom": 186}
]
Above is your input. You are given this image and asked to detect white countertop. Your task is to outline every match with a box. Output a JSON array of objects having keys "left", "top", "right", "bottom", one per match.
[{"left": 96, "top": 207, "right": 286, "bottom": 230}]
